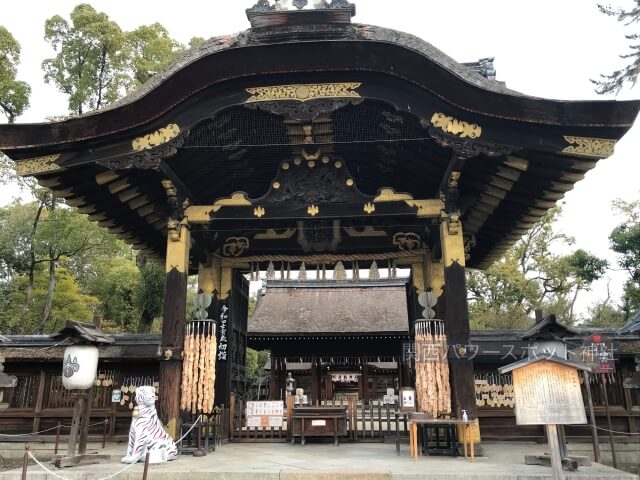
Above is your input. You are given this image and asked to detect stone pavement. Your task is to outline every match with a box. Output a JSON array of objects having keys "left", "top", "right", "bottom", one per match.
[{"left": 0, "top": 441, "right": 636, "bottom": 479}]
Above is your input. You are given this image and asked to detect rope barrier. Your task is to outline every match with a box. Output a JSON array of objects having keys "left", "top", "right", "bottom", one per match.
[
  {"left": 176, "top": 415, "right": 202, "bottom": 444},
  {"left": 570, "top": 424, "right": 640, "bottom": 436},
  {"left": 21, "top": 416, "right": 203, "bottom": 479},
  {"left": 0, "top": 419, "right": 108, "bottom": 437},
  {"left": 27, "top": 451, "right": 139, "bottom": 480}
]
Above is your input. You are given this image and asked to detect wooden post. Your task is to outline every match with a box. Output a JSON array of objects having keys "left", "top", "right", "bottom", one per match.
[
  {"left": 601, "top": 375, "right": 617, "bottom": 469},
  {"left": 32, "top": 370, "right": 47, "bottom": 433},
  {"left": 54, "top": 421, "right": 61, "bottom": 454},
  {"left": 546, "top": 424, "right": 564, "bottom": 480},
  {"left": 269, "top": 355, "right": 278, "bottom": 400},
  {"left": 362, "top": 360, "right": 370, "bottom": 402},
  {"left": 311, "top": 357, "right": 319, "bottom": 404},
  {"left": 67, "top": 394, "right": 84, "bottom": 457},
  {"left": 160, "top": 220, "right": 190, "bottom": 439},
  {"left": 440, "top": 217, "right": 476, "bottom": 420},
  {"left": 78, "top": 388, "right": 94, "bottom": 454},
  {"left": 582, "top": 371, "right": 600, "bottom": 463}
]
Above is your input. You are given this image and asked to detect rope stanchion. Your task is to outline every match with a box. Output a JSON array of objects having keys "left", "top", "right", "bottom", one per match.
[
  {"left": 21, "top": 445, "right": 29, "bottom": 480},
  {"left": 142, "top": 452, "right": 151, "bottom": 480}
]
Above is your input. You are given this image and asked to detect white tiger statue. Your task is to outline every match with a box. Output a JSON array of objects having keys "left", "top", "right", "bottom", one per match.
[{"left": 121, "top": 386, "right": 178, "bottom": 464}]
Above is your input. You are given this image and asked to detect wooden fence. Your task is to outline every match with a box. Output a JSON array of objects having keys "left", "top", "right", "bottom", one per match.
[{"left": 228, "top": 395, "right": 409, "bottom": 443}]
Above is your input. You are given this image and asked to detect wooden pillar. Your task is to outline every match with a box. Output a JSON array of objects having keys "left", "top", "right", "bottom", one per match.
[
  {"left": 159, "top": 220, "right": 190, "bottom": 439},
  {"left": 311, "top": 357, "right": 319, "bottom": 404},
  {"left": 269, "top": 355, "right": 278, "bottom": 400},
  {"left": 362, "top": 359, "right": 370, "bottom": 402},
  {"left": 440, "top": 215, "right": 476, "bottom": 420}
]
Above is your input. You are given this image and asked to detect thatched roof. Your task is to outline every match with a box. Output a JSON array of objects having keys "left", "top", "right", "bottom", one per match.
[{"left": 249, "top": 280, "right": 409, "bottom": 336}]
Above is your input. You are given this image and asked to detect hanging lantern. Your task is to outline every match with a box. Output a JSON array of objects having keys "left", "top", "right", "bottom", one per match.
[{"left": 62, "top": 345, "right": 99, "bottom": 390}]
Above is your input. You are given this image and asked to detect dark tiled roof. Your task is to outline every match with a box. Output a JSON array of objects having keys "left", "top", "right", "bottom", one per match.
[
  {"left": 617, "top": 311, "right": 640, "bottom": 335},
  {"left": 249, "top": 280, "right": 410, "bottom": 335}
]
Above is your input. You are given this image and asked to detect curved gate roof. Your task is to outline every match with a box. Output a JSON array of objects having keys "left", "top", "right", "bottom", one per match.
[{"left": 1, "top": 1, "right": 638, "bottom": 269}]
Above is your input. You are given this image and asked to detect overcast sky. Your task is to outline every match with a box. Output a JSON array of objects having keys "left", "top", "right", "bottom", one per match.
[{"left": 1, "top": 0, "right": 639, "bottom": 317}]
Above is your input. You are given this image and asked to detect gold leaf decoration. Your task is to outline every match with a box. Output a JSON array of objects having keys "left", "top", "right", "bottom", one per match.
[
  {"left": 307, "top": 205, "right": 320, "bottom": 216},
  {"left": 132, "top": 124, "right": 180, "bottom": 151},
  {"left": 253, "top": 206, "right": 265, "bottom": 218},
  {"left": 431, "top": 113, "right": 481, "bottom": 139},
  {"left": 245, "top": 83, "right": 361, "bottom": 103},
  {"left": 213, "top": 192, "right": 252, "bottom": 208},
  {"left": 16, "top": 154, "right": 62, "bottom": 176},
  {"left": 562, "top": 135, "right": 616, "bottom": 158},
  {"left": 363, "top": 202, "right": 376, "bottom": 214},
  {"left": 373, "top": 187, "right": 414, "bottom": 203}
]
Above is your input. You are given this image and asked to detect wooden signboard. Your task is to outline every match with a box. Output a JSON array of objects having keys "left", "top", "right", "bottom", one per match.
[{"left": 512, "top": 360, "right": 586, "bottom": 425}]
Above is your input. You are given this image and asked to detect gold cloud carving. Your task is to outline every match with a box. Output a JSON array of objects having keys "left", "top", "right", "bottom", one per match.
[
  {"left": 132, "top": 124, "right": 180, "bottom": 151},
  {"left": 245, "top": 83, "right": 361, "bottom": 103},
  {"left": 16, "top": 154, "right": 62, "bottom": 176},
  {"left": 562, "top": 136, "right": 616, "bottom": 158},
  {"left": 431, "top": 113, "right": 481, "bottom": 139}
]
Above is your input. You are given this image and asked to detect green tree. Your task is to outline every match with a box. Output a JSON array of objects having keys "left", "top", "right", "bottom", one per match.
[
  {"left": 609, "top": 197, "right": 640, "bottom": 319},
  {"left": 0, "top": 26, "right": 31, "bottom": 123},
  {"left": 468, "top": 207, "right": 608, "bottom": 328},
  {"left": 134, "top": 260, "right": 165, "bottom": 332},
  {"left": 245, "top": 348, "right": 270, "bottom": 400},
  {"left": 126, "top": 23, "right": 184, "bottom": 86},
  {"left": 1, "top": 266, "right": 97, "bottom": 334},
  {"left": 43, "top": 4, "right": 128, "bottom": 115},
  {"left": 594, "top": 2, "right": 640, "bottom": 94},
  {"left": 90, "top": 257, "right": 140, "bottom": 331}
]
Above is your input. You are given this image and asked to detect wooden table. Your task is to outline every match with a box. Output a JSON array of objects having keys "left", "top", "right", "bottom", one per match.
[
  {"left": 291, "top": 407, "right": 348, "bottom": 446},
  {"left": 409, "top": 418, "right": 475, "bottom": 462}
]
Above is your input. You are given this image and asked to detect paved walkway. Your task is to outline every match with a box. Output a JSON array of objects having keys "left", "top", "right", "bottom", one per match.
[{"left": 1, "top": 441, "right": 636, "bottom": 479}]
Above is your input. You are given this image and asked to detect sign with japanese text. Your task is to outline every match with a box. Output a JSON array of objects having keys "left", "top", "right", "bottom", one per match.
[
  {"left": 246, "top": 400, "right": 284, "bottom": 428},
  {"left": 217, "top": 301, "right": 229, "bottom": 361},
  {"left": 579, "top": 335, "right": 615, "bottom": 374},
  {"left": 512, "top": 360, "right": 586, "bottom": 425}
]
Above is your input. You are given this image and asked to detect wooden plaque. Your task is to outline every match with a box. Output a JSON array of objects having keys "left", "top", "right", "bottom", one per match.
[{"left": 512, "top": 360, "right": 586, "bottom": 425}]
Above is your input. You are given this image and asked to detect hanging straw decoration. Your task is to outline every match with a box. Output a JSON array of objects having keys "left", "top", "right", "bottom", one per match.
[
  {"left": 181, "top": 320, "right": 217, "bottom": 414},
  {"left": 414, "top": 320, "right": 451, "bottom": 418},
  {"left": 316, "top": 263, "right": 320, "bottom": 280},
  {"left": 286, "top": 262, "right": 291, "bottom": 280},
  {"left": 354, "top": 261, "right": 360, "bottom": 280},
  {"left": 391, "top": 260, "right": 397, "bottom": 279},
  {"left": 322, "top": 263, "right": 327, "bottom": 281},
  {"left": 369, "top": 260, "right": 380, "bottom": 280},
  {"left": 266, "top": 261, "right": 275, "bottom": 280},
  {"left": 334, "top": 261, "right": 347, "bottom": 281},
  {"left": 387, "top": 259, "right": 392, "bottom": 278},
  {"left": 299, "top": 262, "right": 307, "bottom": 281},
  {"left": 280, "top": 262, "right": 285, "bottom": 280}
]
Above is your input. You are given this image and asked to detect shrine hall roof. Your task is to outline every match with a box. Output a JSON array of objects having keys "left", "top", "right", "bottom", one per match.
[
  {"left": 248, "top": 280, "right": 410, "bottom": 336},
  {"left": 0, "top": 3, "right": 638, "bottom": 270}
]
